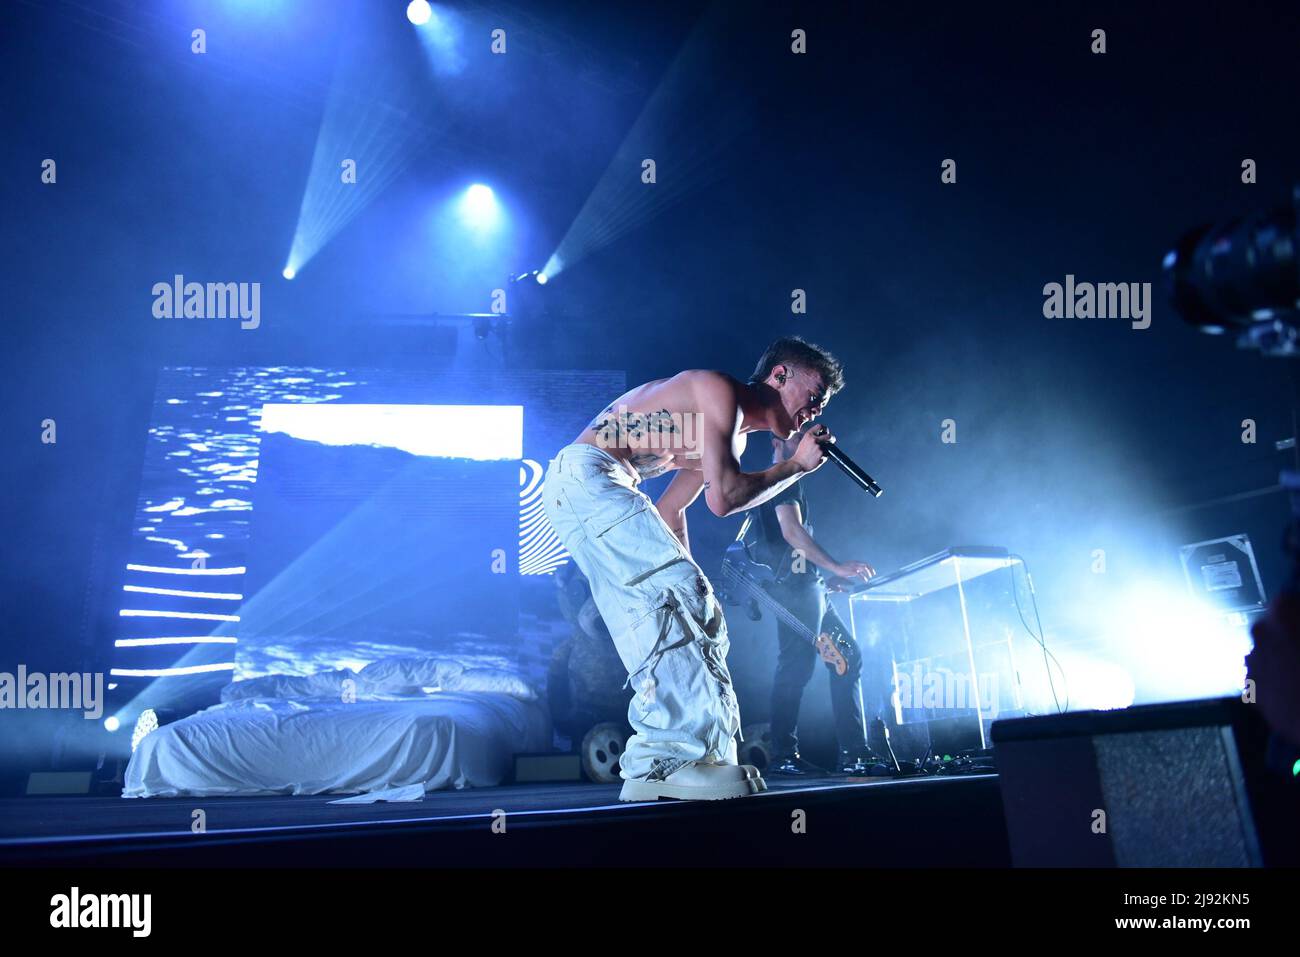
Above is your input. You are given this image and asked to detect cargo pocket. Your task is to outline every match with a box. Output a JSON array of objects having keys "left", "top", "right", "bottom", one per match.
[
  {"left": 591, "top": 497, "right": 690, "bottom": 599},
  {"left": 565, "top": 462, "right": 647, "bottom": 540},
  {"left": 625, "top": 578, "right": 739, "bottom": 760}
]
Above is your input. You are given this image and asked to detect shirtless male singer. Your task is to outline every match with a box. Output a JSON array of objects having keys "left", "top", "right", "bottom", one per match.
[{"left": 543, "top": 336, "right": 845, "bottom": 800}]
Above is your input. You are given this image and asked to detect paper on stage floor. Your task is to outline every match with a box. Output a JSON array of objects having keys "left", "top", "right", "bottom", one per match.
[{"left": 328, "top": 784, "right": 426, "bottom": 804}]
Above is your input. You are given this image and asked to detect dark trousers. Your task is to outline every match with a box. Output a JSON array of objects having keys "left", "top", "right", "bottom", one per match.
[{"left": 768, "top": 582, "right": 868, "bottom": 758}]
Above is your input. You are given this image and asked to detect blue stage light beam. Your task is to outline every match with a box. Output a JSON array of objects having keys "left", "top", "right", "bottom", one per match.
[
  {"left": 409, "top": 3, "right": 467, "bottom": 77},
  {"left": 284, "top": 23, "right": 432, "bottom": 278},
  {"left": 542, "top": 3, "right": 755, "bottom": 280}
]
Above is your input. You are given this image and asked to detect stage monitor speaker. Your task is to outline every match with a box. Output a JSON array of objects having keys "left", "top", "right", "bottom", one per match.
[{"left": 993, "top": 697, "right": 1300, "bottom": 867}]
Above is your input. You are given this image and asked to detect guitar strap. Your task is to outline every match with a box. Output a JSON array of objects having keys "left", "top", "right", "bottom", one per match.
[{"left": 733, "top": 512, "right": 752, "bottom": 543}]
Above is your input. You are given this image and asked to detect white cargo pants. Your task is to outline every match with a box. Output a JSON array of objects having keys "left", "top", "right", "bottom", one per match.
[{"left": 543, "top": 444, "right": 742, "bottom": 781}]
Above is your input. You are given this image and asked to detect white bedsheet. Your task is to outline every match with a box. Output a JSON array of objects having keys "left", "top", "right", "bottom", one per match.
[{"left": 123, "top": 691, "right": 551, "bottom": 798}]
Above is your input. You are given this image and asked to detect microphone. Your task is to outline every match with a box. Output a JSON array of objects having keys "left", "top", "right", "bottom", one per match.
[{"left": 820, "top": 436, "right": 883, "bottom": 497}]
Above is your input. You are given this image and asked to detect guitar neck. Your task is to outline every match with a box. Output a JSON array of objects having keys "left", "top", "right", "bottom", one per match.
[{"left": 721, "top": 563, "right": 818, "bottom": 644}]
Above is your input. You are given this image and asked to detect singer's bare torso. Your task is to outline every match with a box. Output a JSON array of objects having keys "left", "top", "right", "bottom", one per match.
[{"left": 571, "top": 371, "right": 748, "bottom": 483}]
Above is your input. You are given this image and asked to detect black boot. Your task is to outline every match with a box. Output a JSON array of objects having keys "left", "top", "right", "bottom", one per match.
[{"left": 768, "top": 752, "right": 827, "bottom": 777}]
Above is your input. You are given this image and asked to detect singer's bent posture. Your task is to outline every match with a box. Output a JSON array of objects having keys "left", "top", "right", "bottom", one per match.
[{"left": 543, "top": 336, "right": 853, "bottom": 801}]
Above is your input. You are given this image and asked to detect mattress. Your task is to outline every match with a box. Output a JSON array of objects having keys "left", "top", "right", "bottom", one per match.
[{"left": 123, "top": 688, "right": 551, "bottom": 798}]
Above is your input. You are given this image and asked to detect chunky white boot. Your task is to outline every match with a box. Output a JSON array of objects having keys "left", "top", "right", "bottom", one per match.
[
  {"left": 706, "top": 740, "right": 767, "bottom": 792},
  {"left": 619, "top": 761, "right": 757, "bottom": 801},
  {"left": 709, "top": 760, "right": 768, "bottom": 792}
]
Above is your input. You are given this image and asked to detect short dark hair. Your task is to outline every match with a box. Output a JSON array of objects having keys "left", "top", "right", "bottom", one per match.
[{"left": 748, "top": 336, "right": 844, "bottom": 397}]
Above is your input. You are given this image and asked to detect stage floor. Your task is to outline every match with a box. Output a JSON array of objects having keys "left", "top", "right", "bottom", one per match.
[{"left": 0, "top": 772, "right": 1012, "bottom": 867}]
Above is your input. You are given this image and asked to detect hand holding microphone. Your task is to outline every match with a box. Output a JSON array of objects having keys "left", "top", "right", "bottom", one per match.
[
  {"left": 793, "top": 424, "right": 836, "bottom": 473},
  {"left": 804, "top": 425, "right": 884, "bottom": 497}
]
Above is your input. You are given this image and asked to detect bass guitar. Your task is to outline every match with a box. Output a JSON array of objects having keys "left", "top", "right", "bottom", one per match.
[{"left": 718, "top": 542, "right": 860, "bottom": 677}]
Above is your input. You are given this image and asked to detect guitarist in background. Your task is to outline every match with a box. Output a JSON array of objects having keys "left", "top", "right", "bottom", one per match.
[{"left": 753, "top": 427, "right": 878, "bottom": 776}]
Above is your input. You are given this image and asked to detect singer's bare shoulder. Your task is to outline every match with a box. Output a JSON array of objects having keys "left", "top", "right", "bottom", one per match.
[
  {"left": 682, "top": 369, "right": 740, "bottom": 394},
  {"left": 660, "top": 369, "right": 743, "bottom": 436}
]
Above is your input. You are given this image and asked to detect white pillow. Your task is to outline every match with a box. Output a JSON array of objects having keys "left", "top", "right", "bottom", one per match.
[
  {"left": 221, "top": 669, "right": 356, "bottom": 702},
  {"left": 443, "top": 667, "right": 539, "bottom": 702},
  {"left": 358, "top": 655, "right": 466, "bottom": 694},
  {"left": 221, "top": 657, "right": 538, "bottom": 702}
]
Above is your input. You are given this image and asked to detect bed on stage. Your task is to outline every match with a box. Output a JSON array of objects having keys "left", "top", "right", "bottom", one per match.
[{"left": 123, "top": 656, "right": 551, "bottom": 799}]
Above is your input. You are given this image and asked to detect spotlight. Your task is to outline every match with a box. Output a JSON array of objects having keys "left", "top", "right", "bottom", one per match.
[
  {"left": 459, "top": 183, "right": 500, "bottom": 232},
  {"left": 103, "top": 716, "right": 121, "bottom": 733},
  {"left": 407, "top": 0, "right": 432, "bottom": 26},
  {"left": 282, "top": 266, "right": 296, "bottom": 280},
  {"left": 506, "top": 269, "right": 551, "bottom": 323}
]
